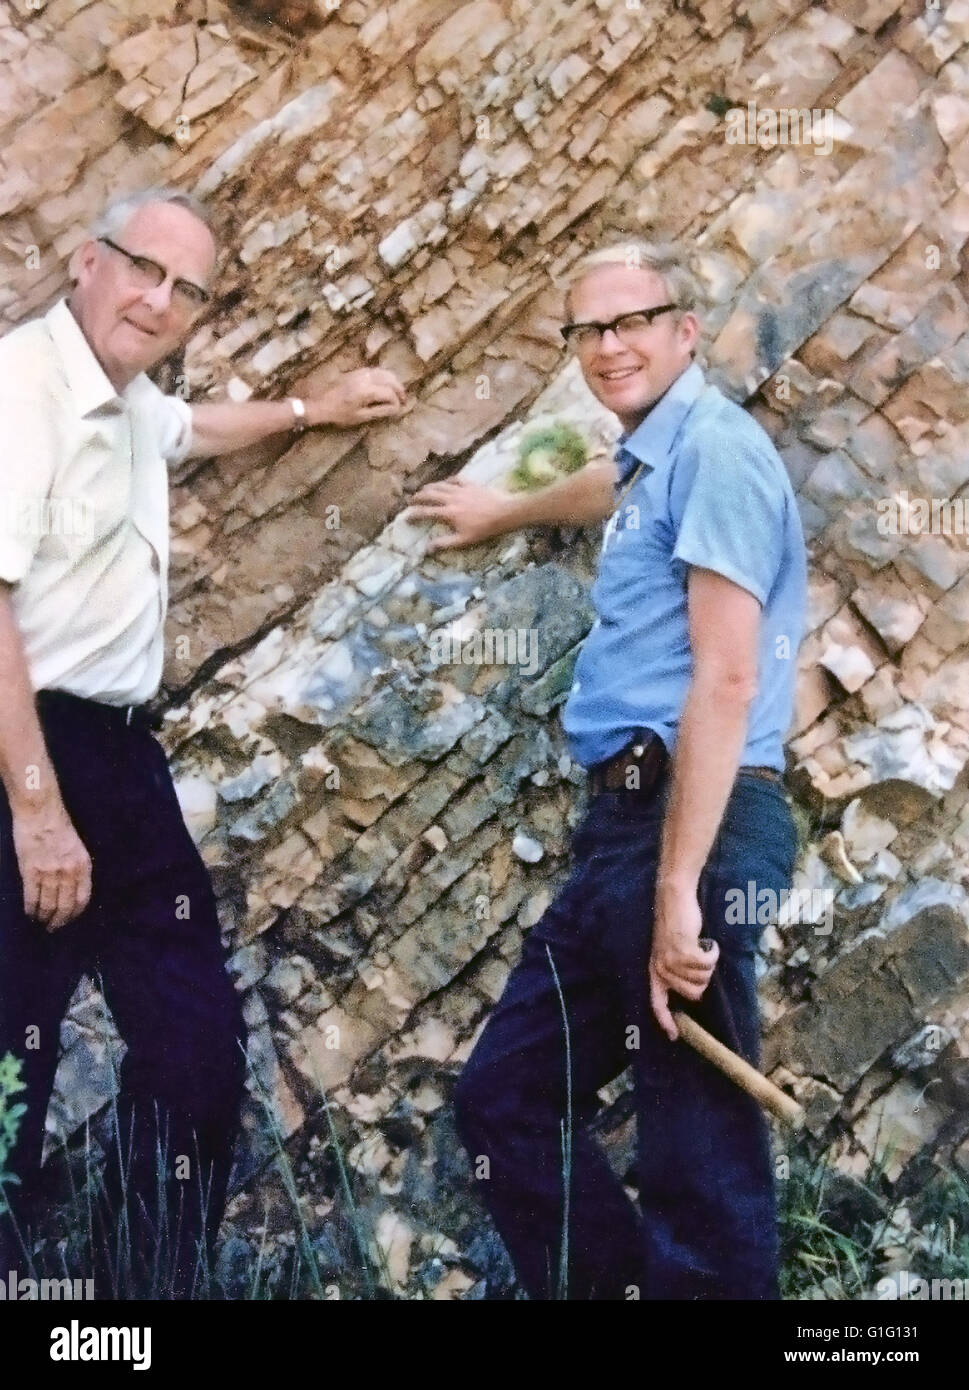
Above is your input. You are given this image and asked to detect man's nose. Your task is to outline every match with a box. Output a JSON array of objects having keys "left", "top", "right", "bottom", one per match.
[
  {"left": 597, "top": 328, "right": 626, "bottom": 354},
  {"left": 140, "top": 279, "right": 174, "bottom": 314}
]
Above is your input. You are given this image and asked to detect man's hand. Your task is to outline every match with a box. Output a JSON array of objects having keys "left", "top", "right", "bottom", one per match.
[
  {"left": 407, "top": 459, "right": 617, "bottom": 550},
  {"left": 306, "top": 368, "right": 408, "bottom": 428},
  {"left": 649, "top": 879, "right": 719, "bottom": 1041},
  {"left": 405, "top": 478, "right": 514, "bottom": 551},
  {"left": 12, "top": 800, "right": 92, "bottom": 932},
  {"left": 187, "top": 369, "right": 409, "bottom": 457},
  {"left": 0, "top": 583, "right": 90, "bottom": 932}
]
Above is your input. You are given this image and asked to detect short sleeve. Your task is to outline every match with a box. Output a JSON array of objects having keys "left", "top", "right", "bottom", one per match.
[
  {"left": 152, "top": 392, "right": 194, "bottom": 465},
  {"left": 671, "top": 434, "right": 786, "bottom": 606},
  {"left": 0, "top": 393, "right": 59, "bottom": 584},
  {"left": 129, "top": 376, "right": 193, "bottom": 465}
]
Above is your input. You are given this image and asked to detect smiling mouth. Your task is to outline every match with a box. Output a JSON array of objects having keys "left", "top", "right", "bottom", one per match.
[
  {"left": 124, "top": 318, "right": 157, "bottom": 337},
  {"left": 598, "top": 366, "right": 642, "bottom": 382}
]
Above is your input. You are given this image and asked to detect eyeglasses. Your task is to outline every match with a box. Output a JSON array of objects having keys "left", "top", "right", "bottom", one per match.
[
  {"left": 560, "top": 304, "right": 677, "bottom": 350},
  {"left": 98, "top": 237, "right": 210, "bottom": 311}
]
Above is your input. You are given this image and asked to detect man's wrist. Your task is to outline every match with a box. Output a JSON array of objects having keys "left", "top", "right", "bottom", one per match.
[
  {"left": 496, "top": 488, "right": 538, "bottom": 532},
  {"left": 657, "top": 868, "right": 699, "bottom": 896},
  {"left": 288, "top": 397, "right": 308, "bottom": 432},
  {"left": 7, "top": 777, "right": 63, "bottom": 816},
  {"left": 299, "top": 393, "right": 337, "bottom": 430},
  {"left": 454, "top": 486, "right": 517, "bottom": 543}
]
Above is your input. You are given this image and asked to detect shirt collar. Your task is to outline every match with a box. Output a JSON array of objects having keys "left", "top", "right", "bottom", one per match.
[
  {"left": 614, "top": 361, "right": 706, "bottom": 482},
  {"left": 44, "top": 298, "right": 122, "bottom": 418}
]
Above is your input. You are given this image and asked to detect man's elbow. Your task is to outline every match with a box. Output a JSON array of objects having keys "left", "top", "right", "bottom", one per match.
[
  {"left": 693, "top": 664, "right": 759, "bottom": 708},
  {"left": 584, "top": 459, "right": 619, "bottom": 521},
  {"left": 183, "top": 431, "right": 213, "bottom": 461}
]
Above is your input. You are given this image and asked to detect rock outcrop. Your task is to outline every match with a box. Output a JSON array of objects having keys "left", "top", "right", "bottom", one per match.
[{"left": 1, "top": 0, "right": 967, "bottom": 1295}]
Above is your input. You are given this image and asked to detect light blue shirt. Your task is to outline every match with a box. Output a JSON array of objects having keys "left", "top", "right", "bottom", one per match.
[{"left": 562, "top": 362, "right": 807, "bottom": 771}]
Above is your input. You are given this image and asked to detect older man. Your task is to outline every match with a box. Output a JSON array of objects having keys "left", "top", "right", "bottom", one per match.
[
  {"left": 0, "top": 186, "right": 407, "bottom": 1297},
  {"left": 415, "top": 242, "right": 806, "bottom": 1299}
]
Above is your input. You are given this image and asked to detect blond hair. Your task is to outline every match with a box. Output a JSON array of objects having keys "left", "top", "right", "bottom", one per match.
[{"left": 562, "top": 238, "right": 703, "bottom": 321}]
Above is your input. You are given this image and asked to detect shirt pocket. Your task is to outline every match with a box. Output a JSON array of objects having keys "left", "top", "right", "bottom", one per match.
[{"left": 594, "top": 481, "right": 679, "bottom": 624}]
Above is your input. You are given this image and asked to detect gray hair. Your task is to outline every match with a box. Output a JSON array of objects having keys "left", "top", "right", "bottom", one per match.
[
  {"left": 563, "top": 238, "right": 704, "bottom": 320},
  {"left": 90, "top": 186, "right": 215, "bottom": 242}
]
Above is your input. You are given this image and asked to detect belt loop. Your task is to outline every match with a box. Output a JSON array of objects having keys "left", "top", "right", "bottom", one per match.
[{"left": 126, "top": 705, "right": 133, "bottom": 726}]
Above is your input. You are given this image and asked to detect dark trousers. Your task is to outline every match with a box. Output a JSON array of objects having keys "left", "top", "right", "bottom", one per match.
[
  {"left": 454, "top": 773, "right": 798, "bottom": 1300},
  {"left": 0, "top": 690, "right": 246, "bottom": 1298}
]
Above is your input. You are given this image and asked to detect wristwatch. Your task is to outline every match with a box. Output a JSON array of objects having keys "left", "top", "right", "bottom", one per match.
[{"left": 289, "top": 397, "right": 308, "bottom": 433}]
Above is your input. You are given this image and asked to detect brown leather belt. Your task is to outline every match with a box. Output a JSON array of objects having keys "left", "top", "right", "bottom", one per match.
[
  {"left": 587, "top": 733, "right": 783, "bottom": 797},
  {"left": 588, "top": 734, "right": 668, "bottom": 795}
]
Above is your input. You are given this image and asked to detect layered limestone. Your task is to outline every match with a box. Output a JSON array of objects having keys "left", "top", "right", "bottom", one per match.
[{"left": 1, "top": 0, "right": 967, "bottom": 1295}]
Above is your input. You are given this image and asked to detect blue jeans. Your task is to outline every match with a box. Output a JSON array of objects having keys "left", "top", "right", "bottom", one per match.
[{"left": 454, "top": 772, "right": 798, "bottom": 1300}]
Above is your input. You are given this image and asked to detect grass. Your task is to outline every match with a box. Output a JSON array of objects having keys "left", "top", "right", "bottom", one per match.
[
  {"left": 0, "top": 1052, "right": 27, "bottom": 1218},
  {"left": 6, "top": 1041, "right": 969, "bottom": 1300},
  {"left": 1, "top": 1040, "right": 387, "bottom": 1301},
  {"left": 546, "top": 943, "right": 573, "bottom": 1301},
  {"left": 778, "top": 1146, "right": 969, "bottom": 1299},
  {"left": 244, "top": 1053, "right": 387, "bottom": 1300}
]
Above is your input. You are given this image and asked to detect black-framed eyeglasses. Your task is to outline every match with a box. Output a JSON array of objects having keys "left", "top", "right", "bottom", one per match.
[
  {"left": 560, "top": 304, "right": 677, "bottom": 349},
  {"left": 98, "top": 237, "right": 210, "bottom": 311}
]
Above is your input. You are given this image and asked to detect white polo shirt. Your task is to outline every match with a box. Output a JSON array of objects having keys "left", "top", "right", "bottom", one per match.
[{"left": 0, "top": 298, "right": 193, "bottom": 705}]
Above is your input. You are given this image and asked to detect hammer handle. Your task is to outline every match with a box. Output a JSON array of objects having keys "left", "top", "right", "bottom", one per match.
[{"left": 672, "top": 1011, "right": 804, "bottom": 1129}]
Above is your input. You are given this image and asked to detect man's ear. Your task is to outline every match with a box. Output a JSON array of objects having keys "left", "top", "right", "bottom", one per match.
[
  {"left": 68, "top": 238, "right": 98, "bottom": 285},
  {"left": 677, "top": 310, "right": 700, "bottom": 355}
]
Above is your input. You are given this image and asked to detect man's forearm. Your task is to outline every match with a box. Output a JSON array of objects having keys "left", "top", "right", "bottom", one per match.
[
  {"left": 187, "top": 367, "right": 409, "bottom": 459},
  {"left": 0, "top": 586, "right": 62, "bottom": 812},
  {"left": 657, "top": 675, "right": 754, "bottom": 892},
  {"left": 498, "top": 460, "right": 617, "bottom": 530},
  {"left": 410, "top": 460, "right": 618, "bottom": 550},
  {"left": 187, "top": 399, "right": 301, "bottom": 459}
]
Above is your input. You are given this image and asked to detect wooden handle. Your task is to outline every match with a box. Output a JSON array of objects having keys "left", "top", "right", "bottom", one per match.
[{"left": 672, "top": 1011, "right": 805, "bottom": 1129}]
